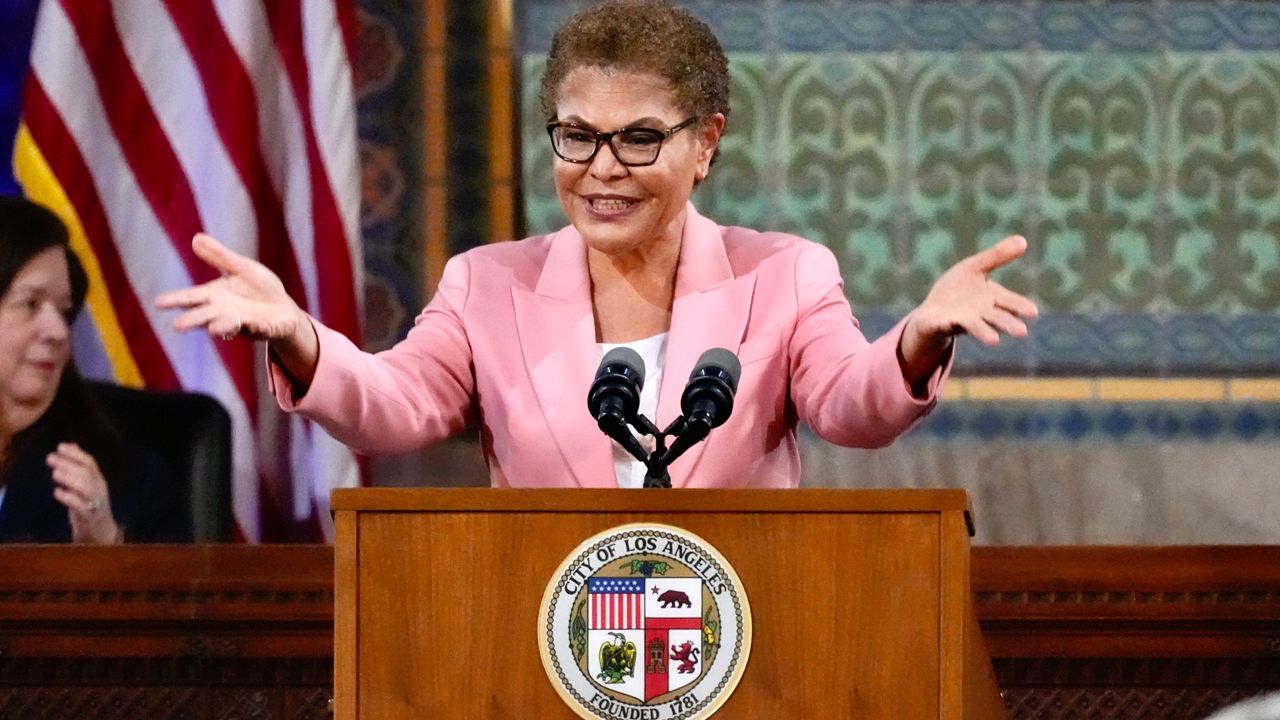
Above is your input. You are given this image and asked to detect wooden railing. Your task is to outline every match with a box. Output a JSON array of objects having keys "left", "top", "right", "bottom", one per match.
[
  {"left": 0, "top": 546, "right": 333, "bottom": 719},
  {"left": 976, "top": 546, "right": 1280, "bottom": 718},
  {"left": 1, "top": 545, "right": 1278, "bottom": 719}
]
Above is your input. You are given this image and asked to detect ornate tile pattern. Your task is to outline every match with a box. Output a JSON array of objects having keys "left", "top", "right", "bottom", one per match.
[
  {"left": 343, "top": 1, "right": 1280, "bottom": 540},
  {"left": 355, "top": 1, "right": 422, "bottom": 351},
  {"left": 518, "top": 0, "right": 1280, "bottom": 375}
]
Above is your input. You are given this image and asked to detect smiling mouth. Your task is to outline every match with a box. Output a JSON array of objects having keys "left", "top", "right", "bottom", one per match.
[{"left": 587, "top": 197, "right": 638, "bottom": 211}]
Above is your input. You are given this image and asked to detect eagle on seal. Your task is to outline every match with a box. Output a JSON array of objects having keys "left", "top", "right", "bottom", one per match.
[{"left": 597, "top": 632, "right": 637, "bottom": 684}]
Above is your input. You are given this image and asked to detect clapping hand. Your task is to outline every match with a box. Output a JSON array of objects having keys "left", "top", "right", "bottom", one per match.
[{"left": 48, "top": 442, "right": 121, "bottom": 544}]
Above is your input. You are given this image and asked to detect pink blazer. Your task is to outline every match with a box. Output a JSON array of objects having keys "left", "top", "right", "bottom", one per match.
[{"left": 270, "top": 204, "right": 949, "bottom": 488}]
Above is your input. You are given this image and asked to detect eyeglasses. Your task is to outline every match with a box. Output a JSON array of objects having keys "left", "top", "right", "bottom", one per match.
[{"left": 546, "top": 117, "right": 700, "bottom": 167}]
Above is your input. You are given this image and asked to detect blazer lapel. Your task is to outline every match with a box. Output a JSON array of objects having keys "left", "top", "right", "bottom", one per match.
[
  {"left": 512, "top": 226, "right": 616, "bottom": 488},
  {"left": 658, "top": 205, "right": 755, "bottom": 486}
]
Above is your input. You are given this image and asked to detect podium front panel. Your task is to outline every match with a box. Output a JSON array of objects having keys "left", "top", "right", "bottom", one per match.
[{"left": 334, "top": 489, "right": 980, "bottom": 719}]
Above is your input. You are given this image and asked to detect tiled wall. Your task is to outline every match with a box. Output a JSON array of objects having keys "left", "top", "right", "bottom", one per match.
[
  {"left": 355, "top": 1, "right": 1280, "bottom": 543},
  {"left": 520, "top": 1, "right": 1280, "bottom": 376}
]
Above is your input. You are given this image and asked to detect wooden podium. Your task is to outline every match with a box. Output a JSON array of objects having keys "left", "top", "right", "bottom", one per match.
[{"left": 331, "top": 488, "right": 1004, "bottom": 719}]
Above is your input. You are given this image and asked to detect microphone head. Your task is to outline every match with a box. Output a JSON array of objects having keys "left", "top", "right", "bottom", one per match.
[
  {"left": 689, "top": 347, "right": 741, "bottom": 391},
  {"left": 600, "top": 347, "right": 646, "bottom": 388},
  {"left": 587, "top": 346, "right": 646, "bottom": 422},
  {"left": 681, "top": 347, "right": 740, "bottom": 428}
]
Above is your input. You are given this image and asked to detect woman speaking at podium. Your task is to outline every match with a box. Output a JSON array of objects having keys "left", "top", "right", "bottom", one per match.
[{"left": 157, "top": 0, "right": 1037, "bottom": 490}]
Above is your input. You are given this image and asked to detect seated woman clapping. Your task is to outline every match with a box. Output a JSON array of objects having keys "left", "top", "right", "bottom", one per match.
[{"left": 0, "top": 196, "right": 124, "bottom": 543}]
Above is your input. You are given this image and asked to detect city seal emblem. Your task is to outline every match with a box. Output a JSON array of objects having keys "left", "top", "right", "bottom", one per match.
[{"left": 538, "top": 524, "right": 752, "bottom": 720}]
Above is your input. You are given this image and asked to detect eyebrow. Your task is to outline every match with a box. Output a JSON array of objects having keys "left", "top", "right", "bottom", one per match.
[
  {"left": 561, "top": 115, "right": 669, "bottom": 129},
  {"left": 8, "top": 282, "right": 71, "bottom": 301}
]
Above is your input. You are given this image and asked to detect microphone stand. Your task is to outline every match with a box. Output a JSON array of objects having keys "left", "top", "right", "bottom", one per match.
[
  {"left": 596, "top": 348, "right": 738, "bottom": 488},
  {"left": 630, "top": 415, "right": 687, "bottom": 489}
]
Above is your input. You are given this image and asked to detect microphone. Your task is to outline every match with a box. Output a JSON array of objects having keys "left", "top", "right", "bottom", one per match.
[
  {"left": 660, "top": 348, "right": 741, "bottom": 466},
  {"left": 587, "top": 347, "right": 648, "bottom": 462}
]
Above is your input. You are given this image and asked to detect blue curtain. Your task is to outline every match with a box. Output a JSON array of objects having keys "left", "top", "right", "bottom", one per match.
[{"left": 0, "top": 0, "right": 41, "bottom": 196}]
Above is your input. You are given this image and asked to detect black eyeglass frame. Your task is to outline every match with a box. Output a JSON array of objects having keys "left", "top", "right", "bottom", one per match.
[{"left": 545, "top": 116, "right": 701, "bottom": 167}]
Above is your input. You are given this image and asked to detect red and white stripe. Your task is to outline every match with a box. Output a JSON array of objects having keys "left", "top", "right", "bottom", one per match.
[
  {"left": 23, "top": 0, "right": 363, "bottom": 541},
  {"left": 592, "top": 592, "right": 644, "bottom": 630}
]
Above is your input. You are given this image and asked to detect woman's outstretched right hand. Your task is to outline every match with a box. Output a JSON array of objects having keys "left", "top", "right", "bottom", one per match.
[{"left": 155, "top": 233, "right": 320, "bottom": 386}]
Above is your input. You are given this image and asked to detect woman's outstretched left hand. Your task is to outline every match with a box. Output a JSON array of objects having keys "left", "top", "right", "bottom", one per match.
[
  {"left": 899, "top": 235, "right": 1039, "bottom": 384},
  {"left": 47, "top": 442, "right": 122, "bottom": 544},
  {"left": 156, "top": 233, "right": 320, "bottom": 388}
]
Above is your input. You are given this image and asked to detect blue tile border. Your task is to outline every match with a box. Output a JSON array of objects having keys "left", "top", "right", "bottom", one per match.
[
  {"left": 856, "top": 311, "right": 1280, "bottom": 376},
  {"left": 899, "top": 401, "right": 1280, "bottom": 442},
  {"left": 520, "top": 1, "right": 1280, "bottom": 54}
]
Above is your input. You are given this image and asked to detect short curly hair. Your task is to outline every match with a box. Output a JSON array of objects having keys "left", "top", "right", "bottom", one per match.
[{"left": 538, "top": 0, "right": 730, "bottom": 125}]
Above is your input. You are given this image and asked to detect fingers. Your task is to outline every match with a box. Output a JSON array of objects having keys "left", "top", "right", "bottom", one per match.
[
  {"left": 992, "top": 284, "right": 1039, "bottom": 319},
  {"left": 928, "top": 291, "right": 1035, "bottom": 347},
  {"left": 169, "top": 303, "right": 241, "bottom": 338},
  {"left": 155, "top": 277, "right": 220, "bottom": 311},
  {"left": 47, "top": 443, "right": 109, "bottom": 511},
  {"left": 169, "top": 304, "right": 219, "bottom": 333},
  {"left": 53, "top": 486, "right": 101, "bottom": 517},
  {"left": 52, "top": 480, "right": 121, "bottom": 545},
  {"left": 954, "top": 294, "right": 1033, "bottom": 346},
  {"left": 969, "top": 235, "right": 1027, "bottom": 273},
  {"left": 981, "top": 306, "right": 1029, "bottom": 340},
  {"left": 947, "top": 313, "right": 1022, "bottom": 347},
  {"left": 157, "top": 236, "right": 304, "bottom": 344},
  {"left": 48, "top": 442, "right": 104, "bottom": 487},
  {"left": 192, "top": 232, "right": 253, "bottom": 276},
  {"left": 209, "top": 314, "right": 243, "bottom": 340},
  {"left": 914, "top": 241, "right": 1037, "bottom": 353},
  {"left": 156, "top": 233, "right": 254, "bottom": 311},
  {"left": 949, "top": 312, "right": 1001, "bottom": 347},
  {"left": 157, "top": 274, "right": 245, "bottom": 338}
]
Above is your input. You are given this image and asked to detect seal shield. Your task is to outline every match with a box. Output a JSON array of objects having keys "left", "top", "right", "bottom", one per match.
[{"left": 538, "top": 524, "right": 752, "bottom": 720}]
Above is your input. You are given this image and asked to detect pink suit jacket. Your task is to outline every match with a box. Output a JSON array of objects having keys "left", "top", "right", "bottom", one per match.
[{"left": 271, "top": 204, "right": 949, "bottom": 488}]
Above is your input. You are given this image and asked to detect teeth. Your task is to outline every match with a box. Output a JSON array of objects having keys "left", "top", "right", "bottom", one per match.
[{"left": 590, "top": 198, "right": 635, "bottom": 211}]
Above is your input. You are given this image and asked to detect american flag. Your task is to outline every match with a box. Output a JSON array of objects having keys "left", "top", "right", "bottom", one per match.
[
  {"left": 9, "top": 0, "right": 363, "bottom": 541},
  {"left": 589, "top": 577, "right": 645, "bottom": 630}
]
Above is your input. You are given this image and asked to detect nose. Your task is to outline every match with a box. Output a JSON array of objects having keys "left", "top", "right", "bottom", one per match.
[
  {"left": 588, "top": 141, "right": 629, "bottom": 180},
  {"left": 36, "top": 301, "right": 71, "bottom": 342}
]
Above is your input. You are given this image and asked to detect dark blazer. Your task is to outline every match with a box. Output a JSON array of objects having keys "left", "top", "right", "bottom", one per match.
[
  {"left": 0, "top": 430, "right": 79, "bottom": 542},
  {"left": 0, "top": 425, "right": 190, "bottom": 543}
]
